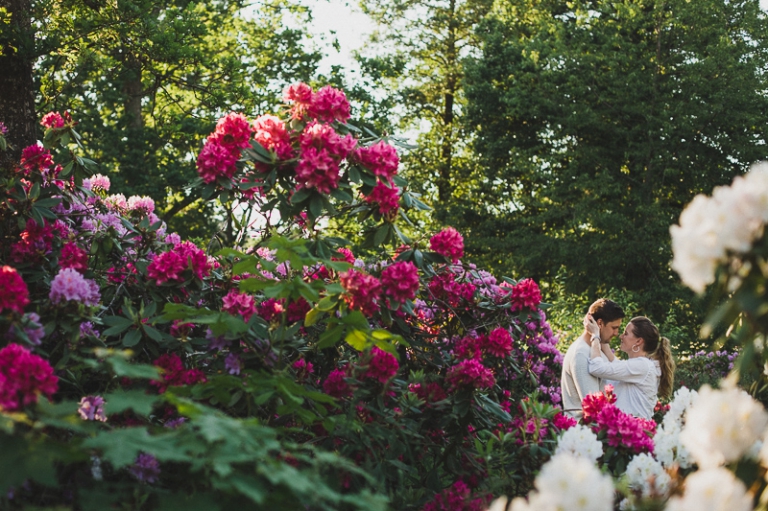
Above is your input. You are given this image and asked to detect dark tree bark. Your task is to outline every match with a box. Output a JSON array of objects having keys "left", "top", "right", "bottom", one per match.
[{"left": 0, "top": 0, "right": 37, "bottom": 172}]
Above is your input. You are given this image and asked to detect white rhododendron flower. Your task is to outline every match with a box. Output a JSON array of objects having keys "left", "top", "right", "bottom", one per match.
[
  {"left": 663, "top": 386, "right": 698, "bottom": 430},
  {"left": 665, "top": 468, "right": 752, "bottom": 511},
  {"left": 624, "top": 453, "right": 671, "bottom": 496},
  {"left": 670, "top": 162, "right": 768, "bottom": 293},
  {"left": 655, "top": 386, "right": 697, "bottom": 468},
  {"left": 508, "top": 454, "right": 613, "bottom": 511},
  {"left": 554, "top": 424, "right": 603, "bottom": 463},
  {"left": 679, "top": 383, "right": 768, "bottom": 468}
]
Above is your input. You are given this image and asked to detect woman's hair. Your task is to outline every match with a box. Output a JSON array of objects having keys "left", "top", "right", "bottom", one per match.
[{"left": 629, "top": 316, "right": 675, "bottom": 398}]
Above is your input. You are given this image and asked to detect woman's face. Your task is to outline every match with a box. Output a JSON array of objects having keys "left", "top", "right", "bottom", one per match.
[{"left": 619, "top": 322, "right": 643, "bottom": 355}]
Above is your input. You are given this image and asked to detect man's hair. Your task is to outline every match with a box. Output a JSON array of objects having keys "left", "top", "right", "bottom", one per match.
[{"left": 588, "top": 299, "right": 625, "bottom": 323}]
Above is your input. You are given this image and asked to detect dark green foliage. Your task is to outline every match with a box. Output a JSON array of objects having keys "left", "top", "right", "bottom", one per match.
[{"left": 462, "top": 0, "right": 768, "bottom": 350}]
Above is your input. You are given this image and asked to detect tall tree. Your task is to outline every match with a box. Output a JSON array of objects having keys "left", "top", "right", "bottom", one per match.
[
  {"left": 0, "top": 0, "right": 36, "bottom": 168},
  {"left": 357, "top": 0, "right": 492, "bottom": 223},
  {"left": 463, "top": 0, "right": 768, "bottom": 343}
]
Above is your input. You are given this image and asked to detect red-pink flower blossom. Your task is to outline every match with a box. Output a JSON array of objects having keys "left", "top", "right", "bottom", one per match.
[
  {"left": 408, "top": 382, "right": 448, "bottom": 404},
  {"left": 41, "top": 111, "right": 66, "bottom": 129},
  {"left": 196, "top": 139, "right": 239, "bottom": 183},
  {"left": 151, "top": 353, "right": 206, "bottom": 393},
  {"left": 552, "top": 411, "right": 578, "bottom": 430},
  {"left": 286, "top": 298, "right": 311, "bottom": 323},
  {"left": 300, "top": 121, "right": 357, "bottom": 159},
  {"left": 445, "top": 358, "right": 495, "bottom": 392},
  {"left": 284, "top": 82, "right": 313, "bottom": 119},
  {"left": 429, "top": 227, "right": 464, "bottom": 263},
  {"left": 252, "top": 114, "right": 293, "bottom": 161},
  {"left": 454, "top": 335, "right": 484, "bottom": 359},
  {"left": 257, "top": 298, "right": 285, "bottom": 322},
  {"left": 222, "top": 289, "right": 257, "bottom": 322},
  {"left": 323, "top": 367, "right": 352, "bottom": 398},
  {"left": 355, "top": 141, "right": 399, "bottom": 181},
  {"left": 380, "top": 261, "right": 419, "bottom": 304},
  {"left": 362, "top": 347, "right": 399, "bottom": 384},
  {"left": 593, "top": 403, "right": 655, "bottom": 454},
  {"left": 365, "top": 180, "right": 400, "bottom": 214},
  {"left": 0, "top": 266, "right": 29, "bottom": 314},
  {"left": 212, "top": 112, "right": 253, "bottom": 149},
  {"left": 59, "top": 241, "right": 89, "bottom": 273},
  {"left": 308, "top": 85, "right": 351, "bottom": 123},
  {"left": 428, "top": 272, "right": 476, "bottom": 308},
  {"left": 581, "top": 384, "right": 618, "bottom": 424},
  {"left": 10, "top": 219, "right": 54, "bottom": 263},
  {"left": 340, "top": 269, "right": 382, "bottom": 316},
  {"left": 509, "top": 278, "right": 542, "bottom": 311},
  {"left": 295, "top": 146, "right": 341, "bottom": 194},
  {"left": 485, "top": 327, "right": 513, "bottom": 358},
  {"left": 173, "top": 241, "right": 211, "bottom": 280},
  {"left": 423, "top": 480, "right": 486, "bottom": 511},
  {"left": 147, "top": 251, "right": 186, "bottom": 285},
  {"left": 0, "top": 343, "right": 58, "bottom": 411},
  {"left": 19, "top": 144, "right": 54, "bottom": 176}
]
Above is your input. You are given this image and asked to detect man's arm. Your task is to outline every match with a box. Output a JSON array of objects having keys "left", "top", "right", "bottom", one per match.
[{"left": 572, "top": 351, "right": 601, "bottom": 400}]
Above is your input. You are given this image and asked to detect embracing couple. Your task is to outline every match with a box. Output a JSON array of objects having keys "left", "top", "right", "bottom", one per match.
[{"left": 560, "top": 299, "right": 675, "bottom": 420}]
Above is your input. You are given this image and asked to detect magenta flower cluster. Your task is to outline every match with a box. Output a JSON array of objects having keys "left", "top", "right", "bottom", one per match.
[
  {"left": 340, "top": 269, "right": 382, "bottom": 316},
  {"left": 49, "top": 268, "right": 100, "bottom": 306},
  {"left": 380, "top": 261, "right": 419, "bottom": 305},
  {"left": 296, "top": 121, "right": 357, "bottom": 194},
  {"left": 147, "top": 241, "right": 210, "bottom": 285},
  {"left": 0, "top": 266, "right": 29, "bottom": 314},
  {"left": 196, "top": 112, "right": 252, "bottom": 183},
  {"left": 422, "top": 480, "right": 486, "bottom": 511},
  {"left": 445, "top": 358, "right": 495, "bottom": 392},
  {"left": 0, "top": 343, "right": 58, "bottom": 411},
  {"left": 362, "top": 347, "right": 399, "bottom": 384},
  {"left": 429, "top": 227, "right": 464, "bottom": 263},
  {"left": 222, "top": 289, "right": 257, "bottom": 322}
]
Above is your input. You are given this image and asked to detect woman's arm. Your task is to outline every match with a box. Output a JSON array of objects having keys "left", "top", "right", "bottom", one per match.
[{"left": 588, "top": 357, "right": 651, "bottom": 383}]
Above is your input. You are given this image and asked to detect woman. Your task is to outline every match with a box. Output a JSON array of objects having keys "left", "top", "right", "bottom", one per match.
[{"left": 584, "top": 315, "right": 675, "bottom": 420}]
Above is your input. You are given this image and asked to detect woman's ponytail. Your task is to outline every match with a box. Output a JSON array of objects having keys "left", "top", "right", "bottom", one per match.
[{"left": 654, "top": 336, "right": 675, "bottom": 399}]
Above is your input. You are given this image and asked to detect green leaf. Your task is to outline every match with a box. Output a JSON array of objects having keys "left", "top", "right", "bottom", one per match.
[
  {"left": 122, "top": 329, "right": 142, "bottom": 347},
  {"left": 345, "top": 329, "right": 370, "bottom": 351},
  {"left": 103, "top": 389, "right": 160, "bottom": 416},
  {"left": 317, "top": 324, "right": 345, "bottom": 349},
  {"left": 304, "top": 307, "right": 324, "bottom": 327}
]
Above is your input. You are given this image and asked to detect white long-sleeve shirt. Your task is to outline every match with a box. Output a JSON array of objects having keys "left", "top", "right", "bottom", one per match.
[{"left": 588, "top": 356, "right": 660, "bottom": 420}]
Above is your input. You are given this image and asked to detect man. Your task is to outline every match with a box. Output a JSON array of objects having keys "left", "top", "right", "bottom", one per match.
[{"left": 561, "top": 298, "right": 625, "bottom": 418}]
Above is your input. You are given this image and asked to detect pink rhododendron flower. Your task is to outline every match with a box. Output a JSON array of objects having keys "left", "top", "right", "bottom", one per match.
[
  {"left": 355, "top": 141, "right": 399, "bottom": 181},
  {"left": 509, "top": 278, "right": 542, "bottom": 311},
  {"left": 257, "top": 297, "right": 285, "bottom": 322},
  {"left": 284, "top": 82, "right": 314, "bottom": 119},
  {"left": 11, "top": 219, "right": 55, "bottom": 263},
  {"left": 19, "top": 144, "right": 54, "bottom": 176},
  {"left": 83, "top": 173, "right": 111, "bottom": 192},
  {"left": 212, "top": 112, "right": 253, "bottom": 149},
  {"left": 429, "top": 227, "right": 464, "bottom": 263},
  {"left": 0, "top": 343, "right": 58, "bottom": 411},
  {"left": 445, "top": 358, "right": 495, "bottom": 391},
  {"left": 581, "top": 384, "right": 618, "bottom": 424},
  {"left": 252, "top": 114, "right": 293, "bottom": 161},
  {"left": 0, "top": 266, "right": 29, "bottom": 314},
  {"left": 196, "top": 139, "right": 239, "bottom": 183},
  {"left": 285, "top": 298, "right": 311, "bottom": 323},
  {"left": 323, "top": 367, "right": 352, "bottom": 398},
  {"left": 552, "top": 411, "right": 578, "bottom": 430},
  {"left": 151, "top": 353, "right": 206, "bottom": 393},
  {"left": 365, "top": 180, "right": 400, "bottom": 214},
  {"left": 423, "top": 480, "right": 486, "bottom": 511},
  {"left": 127, "top": 195, "right": 155, "bottom": 215},
  {"left": 59, "top": 241, "right": 89, "bottom": 273},
  {"left": 362, "top": 347, "right": 399, "bottom": 384},
  {"left": 428, "top": 272, "right": 476, "bottom": 308},
  {"left": 593, "top": 403, "right": 655, "bottom": 454},
  {"left": 147, "top": 251, "right": 186, "bottom": 285},
  {"left": 222, "top": 289, "right": 257, "bottom": 322},
  {"left": 41, "top": 111, "right": 65, "bottom": 129},
  {"left": 104, "top": 193, "right": 128, "bottom": 211},
  {"left": 295, "top": 146, "right": 341, "bottom": 194},
  {"left": 308, "top": 85, "right": 351, "bottom": 123},
  {"left": 380, "top": 260, "right": 419, "bottom": 304},
  {"left": 173, "top": 241, "right": 211, "bottom": 280},
  {"left": 485, "top": 327, "right": 513, "bottom": 358},
  {"left": 78, "top": 395, "right": 107, "bottom": 422},
  {"left": 408, "top": 382, "right": 448, "bottom": 404},
  {"left": 340, "top": 269, "right": 382, "bottom": 316},
  {"left": 292, "top": 358, "right": 314, "bottom": 378},
  {"left": 300, "top": 121, "right": 357, "bottom": 159},
  {"left": 49, "top": 268, "right": 100, "bottom": 306},
  {"left": 453, "top": 334, "right": 484, "bottom": 359}
]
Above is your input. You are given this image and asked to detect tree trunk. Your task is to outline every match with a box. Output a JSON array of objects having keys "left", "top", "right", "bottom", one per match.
[{"left": 0, "top": 0, "right": 37, "bottom": 172}]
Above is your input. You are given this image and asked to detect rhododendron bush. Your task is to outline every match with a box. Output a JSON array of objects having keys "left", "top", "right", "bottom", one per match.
[{"left": 0, "top": 85, "right": 565, "bottom": 510}]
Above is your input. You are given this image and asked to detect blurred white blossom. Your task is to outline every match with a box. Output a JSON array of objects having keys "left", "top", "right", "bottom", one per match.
[
  {"left": 554, "top": 424, "right": 603, "bottom": 463},
  {"left": 508, "top": 454, "right": 613, "bottom": 511},
  {"left": 624, "top": 453, "right": 671, "bottom": 497},
  {"left": 671, "top": 162, "right": 768, "bottom": 293},
  {"left": 665, "top": 468, "right": 752, "bottom": 511},
  {"left": 679, "top": 383, "right": 768, "bottom": 468}
]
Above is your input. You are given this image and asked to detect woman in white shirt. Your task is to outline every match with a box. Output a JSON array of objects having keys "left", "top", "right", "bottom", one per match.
[{"left": 585, "top": 315, "right": 675, "bottom": 420}]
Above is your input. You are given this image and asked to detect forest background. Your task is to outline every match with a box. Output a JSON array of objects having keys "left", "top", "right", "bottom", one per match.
[{"left": 2, "top": 0, "right": 768, "bottom": 356}]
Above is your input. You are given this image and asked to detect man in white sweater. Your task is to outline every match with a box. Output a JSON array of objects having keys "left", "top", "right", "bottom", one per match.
[{"left": 560, "top": 299, "right": 625, "bottom": 418}]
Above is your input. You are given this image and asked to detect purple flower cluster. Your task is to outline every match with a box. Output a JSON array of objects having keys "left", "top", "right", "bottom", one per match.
[
  {"left": 78, "top": 395, "right": 107, "bottom": 422},
  {"left": 49, "top": 268, "right": 100, "bottom": 306},
  {"left": 129, "top": 453, "right": 160, "bottom": 483}
]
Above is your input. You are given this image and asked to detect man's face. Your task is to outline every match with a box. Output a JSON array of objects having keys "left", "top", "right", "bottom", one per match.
[{"left": 597, "top": 318, "right": 622, "bottom": 342}]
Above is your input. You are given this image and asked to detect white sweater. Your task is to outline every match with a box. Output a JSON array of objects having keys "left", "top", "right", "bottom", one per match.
[
  {"left": 588, "top": 356, "right": 660, "bottom": 420},
  {"left": 561, "top": 338, "right": 606, "bottom": 418}
]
